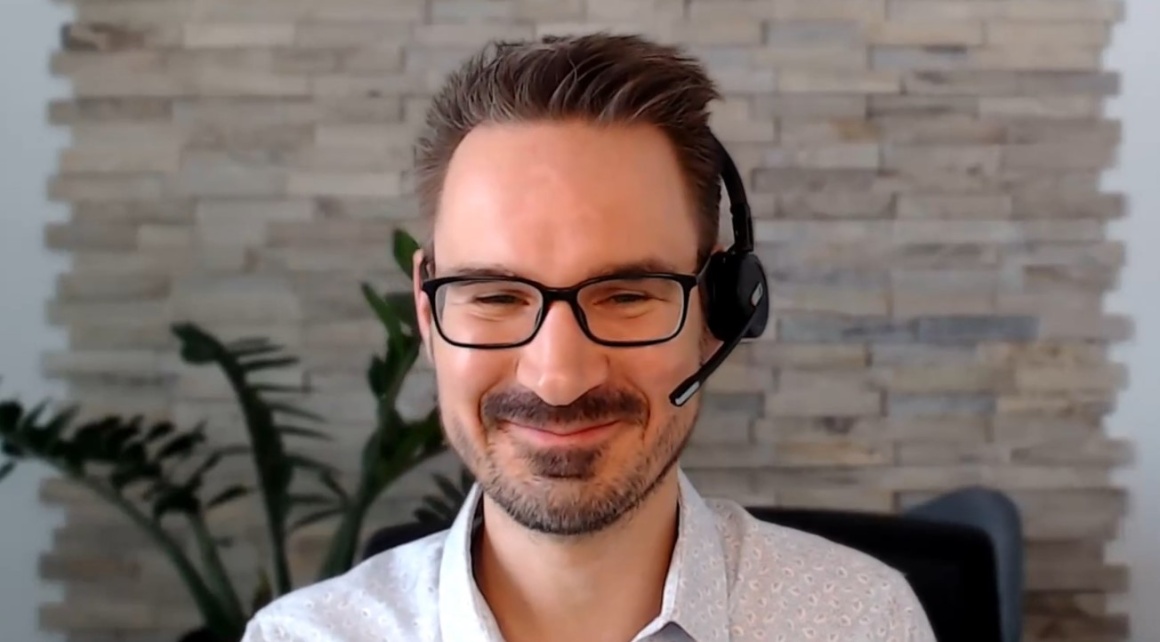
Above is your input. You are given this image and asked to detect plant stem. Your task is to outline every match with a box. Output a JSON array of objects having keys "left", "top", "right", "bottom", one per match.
[
  {"left": 316, "top": 492, "right": 368, "bottom": 581},
  {"left": 220, "top": 362, "right": 294, "bottom": 596},
  {"left": 79, "top": 476, "right": 245, "bottom": 640},
  {"left": 188, "top": 513, "right": 248, "bottom": 626}
]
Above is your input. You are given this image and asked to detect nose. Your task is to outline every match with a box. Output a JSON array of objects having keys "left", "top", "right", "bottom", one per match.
[{"left": 515, "top": 300, "right": 609, "bottom": 406}]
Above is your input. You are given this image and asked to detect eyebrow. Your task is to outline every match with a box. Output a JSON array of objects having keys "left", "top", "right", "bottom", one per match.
[{"left": 437, "top": 258, "right": 686, "bottom": 281}]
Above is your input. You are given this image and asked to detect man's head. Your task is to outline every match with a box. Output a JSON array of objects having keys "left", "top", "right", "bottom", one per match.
[{"left": 411, "top": 33, "right": 724, "bottom": 537}]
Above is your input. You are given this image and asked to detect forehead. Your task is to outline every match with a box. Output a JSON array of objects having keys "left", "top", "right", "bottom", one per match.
[{"left": 432, "top": 121, "right": 701, "bottom": 284}]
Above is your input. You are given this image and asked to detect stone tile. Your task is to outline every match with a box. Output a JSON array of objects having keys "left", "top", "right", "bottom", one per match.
[
  {"left": 48, "top": 98, "right": 172, "bottom": 124},
  {"left": 674, "top": 17, "right": 764, "bottom": 45},
  {"left": 779, "top": 315, "right": 917, "bottom": 344},
  {"left": 59, "top": 144, "right": 181, "bottom": 174},
  {"left": 45, "top": 222, "right": 138, "bottom": 251},
  {"left": 183, "top": 23, "right": 295, "bottom": 48},
  {"left": 750, "top": 95, "right": 867, "bottom": 118},
  {"left": 747, "top": 45, "right": 867, "bottom": 71},
  {"left": 287, "top": 171, "right": 403, "bottom": 197},
  {"left": 770, "top": 285, "right": 889, "bottom": 315},
  {"left": 778, "top": 192, "right": 894, "bottom": 219},
  {"left": 432, "top": 0, "right": 517, "bottom": 21},
  {"left": 871, "top": 364, "right": 1009, "bottom": 393},
  {"left": 585, "top": 0, "right": 684, "bottom": 20},
  {"left": 865, "top": 21, "right": 984, "bottom": 46},
  {"left": 896, "top": 194, "right": 1012, "bottom": 219},
  {"left": 870, "top": 94, "right": 978, "bottom": 117},
  {"left": 48, "top": 175, "right": 169, "bottom": 202},
  {"left": 915, "top": 315, "right": 1038, "bottom": 344},
  {"left": 980, "top": 96, "right": 1102, "bottom": 119},
  {"left": 705, "top": 363, "right": 775, "bottom": 393},
  {"left": 749, "top": 344, "right": 868, "bottom": 368},
  {"left": 887, "top": 393, "right": 995, "bottom": 416},
  {"left": 874, "top": 114, "right": 1006, "bottom": 144},
  {"left": 294, "top": 21, "right": 414, "bottom": 48},
  {"left": 689, "top": 412, "right": 753, "bottom": 445},
  {"left": 764, "top": 142, "right": 881, "bottom": 169},
  {"left": 766, "top": 388, "right": 882, "bottom": 417},
  {"left": 57, "top": 272, "right": 170, "bottom": 303},
  {"left": 779, "top": 69, "right": 902, "bottom": 93},
  {"left": 902, "top": 69, "right": 1021, "bottom": 95}
]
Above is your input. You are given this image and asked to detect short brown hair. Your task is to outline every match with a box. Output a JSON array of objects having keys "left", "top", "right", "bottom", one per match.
[{"left": 413, "top": 32, "right": 723, "bottom": 265}]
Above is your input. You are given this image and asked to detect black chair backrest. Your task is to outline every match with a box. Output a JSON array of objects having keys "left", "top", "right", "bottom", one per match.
[{"left": 362, "top": 507, "right": 1003, "bottom": 642}]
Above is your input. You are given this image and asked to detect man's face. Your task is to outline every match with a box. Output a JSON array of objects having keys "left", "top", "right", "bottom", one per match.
[{"left": 414, "top": 120, "right": 709, "bottom": 536}]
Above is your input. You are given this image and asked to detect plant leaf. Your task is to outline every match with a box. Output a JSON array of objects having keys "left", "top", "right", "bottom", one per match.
[
  {"left": 277, "top": 425, "right": 330, "bottom": 441},
  {"left": 392, "top": 228, "right": 421, "bottom": 278},
  {"left": 144, "top": 422, "right": 175, "bottom": 443},
  {"left": 284, "top": 454, "right": 336, "bottom": 475},
  {"left": 289, "top": 507, "right": 343, "bottom": 532},
  {"left": 156, "top": 433, "right": 203, "bottom": 461},
  {"left": 0, "top": 461, "right": 15, "bottom": 484},
  {"left": 251, "top": 383, "right": 306, "bottom": 395},
  {"left": 207, "top": 485, "right": 250, "bottom": 509},
  {"left": 0, "top": 401, "right": 22, "bottom": 432},
  {"left": 366, "top": 355, "right": 387, "bottom": 399},
  {"left": 361, "top": 284, "right": 403, "bottom": 342},
  {"left": 228, "top": 344, "right": 284, "bottom": 359},
  {"left": 152, "top": 486, "right": 199, "bottom": 520},
  {"left": 288, "top": 493, "right": 334, "bottom": 506},
  {"left": 110, "top": 461, "right": 161, "bottom": 492},
  {"left": 318, "top": 472, "right": 348, "bottom": 504},
  {"left": 412, "top": 506, "right": 448, "bottom": 525},
  {"left": 268, "top": 402, "right": 323, "bottom": 422},
  {"left": 241, "top": 357, "right": 300, "bottom": 372},
  {"left": 251, "top": 569, "right": 273, "bottom": 613},
  {"left": 382, "top": 292, "right": 418, "bottom": 334},
  {"left": 432, "top": 473, "right": 465, "bottom": 504}
]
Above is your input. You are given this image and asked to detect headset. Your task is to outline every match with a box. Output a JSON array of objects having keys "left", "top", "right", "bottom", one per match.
[{"left": 668, "top": 134, "right": 770, "bottom": 407}]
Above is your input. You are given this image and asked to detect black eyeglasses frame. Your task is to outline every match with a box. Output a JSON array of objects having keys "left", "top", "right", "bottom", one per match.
[{"left": 419, "top": 263, "right": 709, "bottom": 350}]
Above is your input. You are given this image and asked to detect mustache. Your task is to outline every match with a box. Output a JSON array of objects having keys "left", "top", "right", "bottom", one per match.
[{"left": 481, "top": 386, "right": 648, "bottom": 428}]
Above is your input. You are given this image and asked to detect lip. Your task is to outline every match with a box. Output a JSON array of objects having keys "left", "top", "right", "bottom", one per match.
[{"left": 503, "top": 420, "right": 620, "bottom": 448}]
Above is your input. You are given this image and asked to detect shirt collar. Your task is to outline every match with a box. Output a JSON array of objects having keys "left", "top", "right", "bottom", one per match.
[{"left": 438, "top": 468, "right": 730, "bottom": 642}]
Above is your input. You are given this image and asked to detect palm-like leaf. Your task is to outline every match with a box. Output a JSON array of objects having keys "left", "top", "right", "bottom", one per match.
[
  {"left": 315, "top": 230, "right": 452, "bottom": 580},
  {"left": 0, "top": 397, "right": 248, "bottom": 641},
  {"left": 0, "top": 228, "right": 471, "bottom": 640},
  {"left": 171, "top": 322, "right": 338, "bottom": 596}
]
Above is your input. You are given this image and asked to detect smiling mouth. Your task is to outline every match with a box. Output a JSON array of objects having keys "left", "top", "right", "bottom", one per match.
[{"left": 503, "top": 420, "right": 621, "bottom": 446}]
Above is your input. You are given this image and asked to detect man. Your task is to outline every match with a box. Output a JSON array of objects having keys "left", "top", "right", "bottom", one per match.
[{"left": 242, "top": 33, "right": 935, "bottom": 642}]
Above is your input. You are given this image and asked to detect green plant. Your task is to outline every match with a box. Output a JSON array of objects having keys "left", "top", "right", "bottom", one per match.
[{"left": 0, "top": 229, "right": 473, "bottom": 642}]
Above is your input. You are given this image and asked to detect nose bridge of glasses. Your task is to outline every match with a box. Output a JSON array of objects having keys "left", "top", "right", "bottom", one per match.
[{"left": 537, "top": 285, "right": 591, "bottom": 340}]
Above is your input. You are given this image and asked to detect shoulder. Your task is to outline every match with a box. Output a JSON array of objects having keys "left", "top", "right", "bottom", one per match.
[
  {"left": 241, "top": 530, "right": 448, "bottom": 642},
  {"left": 705, "top": 499, "right": 935, "bottom": 641}
]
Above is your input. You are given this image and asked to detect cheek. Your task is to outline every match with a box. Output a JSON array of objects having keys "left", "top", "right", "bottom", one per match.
[
  {"left": 433, "top": 345, "right": 509, "bottom": 418},
  {"left": 616, "top": 334, "right": 703, "bottom": 405}
]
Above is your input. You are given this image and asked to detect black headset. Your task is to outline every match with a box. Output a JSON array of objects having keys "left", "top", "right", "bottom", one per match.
[{"left": 668, "top": 134, "right": 770, "bottom": 407}]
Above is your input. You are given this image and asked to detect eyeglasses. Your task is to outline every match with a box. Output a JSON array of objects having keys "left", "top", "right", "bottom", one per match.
[{"left": 419, "top": 266, "right": 707, "bottom": 349}]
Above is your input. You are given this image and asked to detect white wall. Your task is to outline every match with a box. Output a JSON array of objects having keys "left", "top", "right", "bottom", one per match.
[
  {"left": 0, "top": 0, "right": 71, "bottom": 641},
  {"left": 1104, "top": 1, "right": 1160, "bottom": 640},
  {"left": 0, "top": 1, "right": 1155, "bottom": 642}
]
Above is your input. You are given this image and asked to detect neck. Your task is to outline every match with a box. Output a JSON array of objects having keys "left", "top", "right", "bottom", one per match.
[{"left": 473, "top": 471, "right": 681, "bottom": 642}]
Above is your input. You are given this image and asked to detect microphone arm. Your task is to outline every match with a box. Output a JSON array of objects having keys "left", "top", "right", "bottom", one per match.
[{"left": 668, "top": 310, "right": 759, "bottom": 407}]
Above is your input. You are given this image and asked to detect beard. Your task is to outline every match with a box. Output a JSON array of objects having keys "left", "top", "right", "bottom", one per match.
[{"left": 443, "top": 384, "right": 697, "bottom": 538}]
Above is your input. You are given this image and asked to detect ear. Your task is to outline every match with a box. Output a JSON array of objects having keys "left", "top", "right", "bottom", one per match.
[{"left": 412, "top": 247, "right": 435, "bottom": 364}]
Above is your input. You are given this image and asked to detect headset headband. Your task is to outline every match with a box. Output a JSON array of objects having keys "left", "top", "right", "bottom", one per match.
[{"left": 712, "top": 135, "right": 754, "bottom": 254}]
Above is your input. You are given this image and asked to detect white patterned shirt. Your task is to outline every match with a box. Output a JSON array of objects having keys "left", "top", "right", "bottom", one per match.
[{"left": 242, "top": 469, "right": 936, "bottom": 642}]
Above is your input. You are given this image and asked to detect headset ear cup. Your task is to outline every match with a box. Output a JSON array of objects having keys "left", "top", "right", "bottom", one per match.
[
  {"left": 703, "top": 251, "right": 770, "bottom": 342},
  {"left": 739, "top": 254, "right": 770, "bottom": 339}
]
